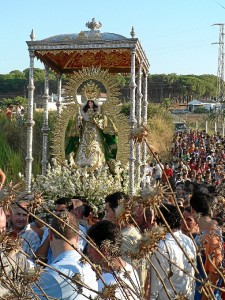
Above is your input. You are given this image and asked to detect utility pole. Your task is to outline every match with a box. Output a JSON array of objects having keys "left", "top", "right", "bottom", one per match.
[{"left": 212, "top": 23, "right": 225, "bottom": 103}]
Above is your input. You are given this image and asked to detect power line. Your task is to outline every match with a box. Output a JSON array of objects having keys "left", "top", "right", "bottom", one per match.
[{"left": 213, "top": 0, "right": 225, "bottom": 10}]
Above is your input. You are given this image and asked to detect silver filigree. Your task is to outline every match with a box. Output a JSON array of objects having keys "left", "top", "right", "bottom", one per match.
[{"left": 86, "top": 18, "right": 102, "bottom": 31}]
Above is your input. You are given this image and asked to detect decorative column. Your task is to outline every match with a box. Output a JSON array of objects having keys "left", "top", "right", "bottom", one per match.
[
  {"left": 141, "top": 71, "right": 148, "bottom": 184},
  {"left": 129, "top": 48, "right": 137, "bottom": 195},
  {"left": 135, "top": 62, "right": 143, "bottom": 185},
  {"left": 41, "top": 65, "right": 50, "bottom": 175},
  {"left": 56, "top": 73, "right": 62, "bottom": 115},
  {"left": 25, "top": 46, "right": 35, "bottom": 193}
]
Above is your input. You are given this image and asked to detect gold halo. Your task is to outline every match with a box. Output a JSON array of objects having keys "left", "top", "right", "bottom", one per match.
[{"left": 51, "top": 67, "right": 130, "bottom": 165}]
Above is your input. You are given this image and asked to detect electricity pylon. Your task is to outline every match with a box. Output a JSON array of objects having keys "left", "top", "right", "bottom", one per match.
[{"left": 212, "top": 23, "right": 224, "bottom": 102}]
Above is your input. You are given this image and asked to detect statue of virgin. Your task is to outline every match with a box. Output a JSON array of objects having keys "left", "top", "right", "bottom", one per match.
[{"left": 65, "top": 98, "right": 118, "bottom": 170}]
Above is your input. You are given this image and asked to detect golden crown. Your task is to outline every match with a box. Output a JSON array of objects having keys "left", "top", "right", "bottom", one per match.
[{"left": 81, "top": 80, "right": 101, "bottom": 101}]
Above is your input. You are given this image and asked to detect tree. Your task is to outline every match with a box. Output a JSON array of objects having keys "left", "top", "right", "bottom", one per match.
[
  {"left": 1, "top": 96, "right": 27, "bottom": 107},
  {"left": 162, "top": 98, "right": 173, "bottom": 110}
]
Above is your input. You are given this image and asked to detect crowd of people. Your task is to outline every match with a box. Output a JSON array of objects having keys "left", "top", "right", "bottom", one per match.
[
  {"left": 0, "top": 129, "right": 225, "bottom": 299},
  {"left": 146, "top": 128, "right": 225, "bottom": 204}
]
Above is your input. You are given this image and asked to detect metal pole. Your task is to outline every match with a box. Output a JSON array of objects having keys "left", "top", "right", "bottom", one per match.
[
  {"left": 41, "top": 64, "right": 50, "bottom": 175},
  {"left": 142, "top": 72, "right": 148, "bottom": 185},
  {"left": 129, "top": 48, "right": 137, "bottom": 195},
  {"left": 135, "top": 62, "right": 143, "bottom": 185},
  {"left": 25, "top": 49, "right": 35, "bottom": 193},
  {"left": 205, "top": 120, "right": 208, "bottom": 133}
]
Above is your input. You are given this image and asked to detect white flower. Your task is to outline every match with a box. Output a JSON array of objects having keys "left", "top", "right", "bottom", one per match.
[{"left": 32, "top": 158, "right": 133, "bottom": 211}]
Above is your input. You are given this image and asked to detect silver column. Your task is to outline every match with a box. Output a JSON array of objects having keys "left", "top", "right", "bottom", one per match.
[
  {"left": 41, "top": 64, "right": 50, "bottom": 175},
  {"left": 25, "top": 49, "right": 35, "bottom": 193},
  {"left": 135, "top": 62, "right": 143, "bottom": 185},
  {"left": 129, "top": 49, "right": 137, "bottom": 195},
  {"left": 141, "top": 72, "right": 148, "bottom": 184}
]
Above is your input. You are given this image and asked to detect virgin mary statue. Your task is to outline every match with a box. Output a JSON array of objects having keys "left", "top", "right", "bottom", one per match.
[{"left": 65, "top": 94, "right": 118, "bottom": 170}]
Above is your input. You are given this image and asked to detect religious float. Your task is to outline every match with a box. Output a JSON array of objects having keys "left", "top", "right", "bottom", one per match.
[{"left": 25, "top": 19, "right": 150, "bottom": 202}]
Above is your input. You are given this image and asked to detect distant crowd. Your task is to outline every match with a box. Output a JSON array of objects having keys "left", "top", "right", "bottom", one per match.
[{"left": 146, "top": 128, "right": 225, "bottom": 204}]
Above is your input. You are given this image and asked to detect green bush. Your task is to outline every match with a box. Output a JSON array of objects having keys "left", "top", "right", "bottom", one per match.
[
  {"left": 193, "top": 107, "right": 208, "bottom": 114},
  {"left": 120, "top": 102, "right": 172, "bottom": 122}
]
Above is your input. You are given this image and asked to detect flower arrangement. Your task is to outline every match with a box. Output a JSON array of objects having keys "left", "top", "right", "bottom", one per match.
[{"left": 32, "top": 158, "right": 137, "bottom": 212}]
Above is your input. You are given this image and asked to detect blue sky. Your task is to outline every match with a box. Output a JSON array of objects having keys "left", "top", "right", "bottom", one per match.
[{"left": 1, "top": 0, "right": 225, "bottom": 75}]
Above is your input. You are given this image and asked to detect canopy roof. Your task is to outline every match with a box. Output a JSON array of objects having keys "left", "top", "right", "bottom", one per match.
[{"left": 26, "top": 18, "right": 150, "bottom": 74}]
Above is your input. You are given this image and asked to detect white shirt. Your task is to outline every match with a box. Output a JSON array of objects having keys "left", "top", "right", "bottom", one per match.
[
  {"left": 155, "top": 163, "right": 164, "bottom": 177},
  {"left": 150, "top": 230, "right": 196, "bottom": 300},
  {"left": 145, "top": 166, "right": 153, "bottom": 184},
  {"left": 120, "top": 226, "right": 142, "bottom": 266},
  {"left": 98, "top": 262, "right": 140, "bottom": 299}
]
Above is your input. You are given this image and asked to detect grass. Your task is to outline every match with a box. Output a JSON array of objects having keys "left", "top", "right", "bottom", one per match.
[
  {"left": 147, "top": 115, "right": 174, "bottom": 161},
  {"left": 0, "top": 132, "right": 24, "bottom": 183},
  {"left": 0, "top": 111, "right": 56, "bottom": 183}
]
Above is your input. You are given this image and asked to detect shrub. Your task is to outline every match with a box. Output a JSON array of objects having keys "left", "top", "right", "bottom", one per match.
[{"left": 193, "top": 107, "right": 208, "bottom": 114}]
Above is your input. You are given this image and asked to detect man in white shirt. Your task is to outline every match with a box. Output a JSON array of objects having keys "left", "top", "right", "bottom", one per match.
[
  {"left": 145, "top": 162, "right": 154, "bottom": 186},
  {"left": 154, "top": 160, "right": 164, "bottom": 185},
  {"left": 32, "top": 212, "right": 98, "bottom": 299},
  {"left": 150, "top": 203, "right": 196, "bottom": 300},
  {"left": 87, "top": 220, "right": 141, "bottom": 300}
]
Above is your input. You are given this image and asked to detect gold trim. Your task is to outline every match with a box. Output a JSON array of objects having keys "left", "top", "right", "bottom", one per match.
[{"left": 51, "top": 67, "right": 129, "bottom": 165}]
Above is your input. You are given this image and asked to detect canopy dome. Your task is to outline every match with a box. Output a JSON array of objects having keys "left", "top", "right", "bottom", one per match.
[
  {"left": 41, "top": 32, "right": 128, "bottom": 43},
  {"left": 27, "top": 18, "right": 149, "bottom": 74}
]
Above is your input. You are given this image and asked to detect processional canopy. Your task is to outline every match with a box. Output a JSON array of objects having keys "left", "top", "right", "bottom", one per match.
[
  {"left": 26, "top": 18, "right": 149, "bottom": 74},
  {"left": 25, "top": 18, "right": 150, "bottom": 194}
]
